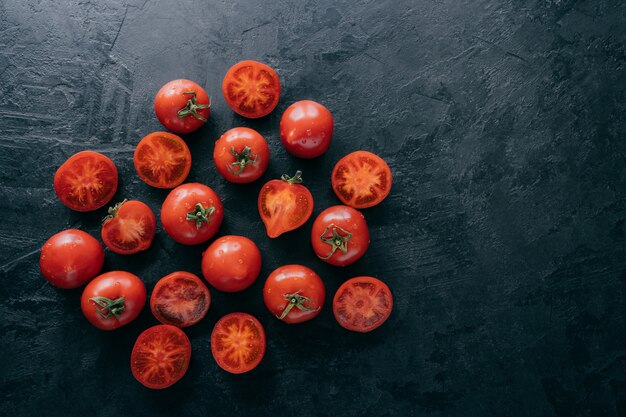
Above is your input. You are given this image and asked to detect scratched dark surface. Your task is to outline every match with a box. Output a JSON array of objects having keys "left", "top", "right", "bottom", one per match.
[{"left": 1, "top": 0, "right": 626, "bottom": 416}]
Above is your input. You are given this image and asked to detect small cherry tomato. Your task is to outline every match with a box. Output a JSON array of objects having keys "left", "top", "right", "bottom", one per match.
[
  {"left": 53, "top": 151, "right": 118, "bottom": 211},
  {"left": 258, "top": 171, "right": 314, "bottom": 238},
  {"left": 150, "top": 271, "right": 211, "bottom": 327},
  {"left": 222, "top": 60, "right": 280, "bottom": 118},
  {"left": 333, "top": 276, "right": 393, "bottom": 333},
  {"left": 263, "top": 265, "right": 325, "bottom": 324},
  {"left": 81, "top": 271, "right": 146, "bottom": 331},
  {"left": 134, "top": 132, "right": 191, "bottom": 189},
  {"left": 280, "top": 100, "right": 333, "bottom": 158},
  {"left": 332, "top": 151, "right": 392, "bottom": 209},
  {"left": 201, "top": 235, "right": 262, "bottom": 292},
  {"left": 40, "top": 229, "right": 104, "bottom": 289},
  {"left": 101, "top": 199, "right": 156, "bottom": 255},
  {"left": 154, "top": 79, "right": 210, "bottom": 134},
  {"left": 131, "top": 324, "right": 191, "bottom": 389},
  {"left": 161, "top": 183, "right": 224, "bottom": 245},
  {"left": 213, "top": 127, "right": 270, "bottom": 183},
  {"left": 211, "top": 312, "right": 266, "bottom": 374},
  {"left": 311, "top": 205, "right": 369, "bottom": 266}
]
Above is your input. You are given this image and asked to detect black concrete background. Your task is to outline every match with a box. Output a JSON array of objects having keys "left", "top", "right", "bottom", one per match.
[{"left": 1, "top": 0, "right": 625, "bottom": 416}]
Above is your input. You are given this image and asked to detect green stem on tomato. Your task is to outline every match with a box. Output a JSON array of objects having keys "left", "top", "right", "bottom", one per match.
[{"left": 178, "top": 91, "right": 210, "bottom": 122}]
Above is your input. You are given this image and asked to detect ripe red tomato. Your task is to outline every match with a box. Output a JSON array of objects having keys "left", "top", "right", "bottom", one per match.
[
  {"left": 53, "top": 151, "right": 118, "bottom": 212},
  {"left": 311, "top": 205, "right": 370, "bottom": 266},
  {"left": 131, "top": 324, "right": 191, "bottom": 389},
  {"left": 154, "top": 79, "right": 210, "bottom": 134},
  {"left": 201, "top": 235, "right": 262, "bottom": 292},
  {"left": 161, "top": 183, "right": 224, "bottom": 245},
  {"left": 40, "top": 229, "right": 104, "bottom": 289},
  {"left": 211, "top": 312, "right": 266, "bottom": 374},
  {"left": 258, "top": 171, "right": 314, "bottom": 238},
  {"left": 81, "top": 271, "right": 146, "bottom": 330},
  {"left": 213, "top": 127, "right": 269, "bottom": 183},
  {"left": 101, "top": 200, "right": 156, "bottom": 255},
  {"left": 134, "top": 132, "right": 191, "bottom": 189},
  {"left": 332, "top": 151, "right": 392, "bottom": 209},
  {"left": 280, "top": 100, "right": 333, "bottom": 158},
  {"left": 150, "top": 271, "right": 210, "bottom": 327},
  {"left": 222, "top": 60, "right": 280, "bottom": 118},
  {"left": 263, "top": 265, "right": 325, "bottom": 324},
  {"left": 333, "top": 276, "right": 393, "bottom": 333}
]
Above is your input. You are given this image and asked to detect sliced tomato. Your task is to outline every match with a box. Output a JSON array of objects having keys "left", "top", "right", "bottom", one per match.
[
  {"left": 53, "top": 151, "right": 118, "bottom": 211},
  {"left": 331, "top": 151, "right": 392, "bottom": 209},
  {"left": 222, "top": 60, "right": 280, "bottom": 118},
  {"left": 101, "top": 200, "right": 156, "bottom": 255},
  {"left": 333, "top": 276, "right": 393, "bottom": 333},
  {"left": 150, "top": 271, "right": 211, "bottom": 327},
  {"left": 134, "top": 132, "right": 191, "bottom": 189},
  {"left": 131, "top": 324, "right": 191, "bottom": 389},
  {"left": 210, "top": 312, "right": 266, "bottom": 374}
]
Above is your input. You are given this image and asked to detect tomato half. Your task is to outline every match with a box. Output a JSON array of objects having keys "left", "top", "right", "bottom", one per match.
[
  {"left": 53, "top": 151, "right": 118, "bottom": 211},
  {"left": 263, "top": 265, "right": 325, "bottom": 324},
  {"left": 213, "top": 127, "right": 269, "bottom": 184},
  {"left": 333, "top": 276, "right": 393, "bottom": 333},
  {"left": 134, "top": 132, "right": 191, "bottom": 188},
  {"left": 331, "top": 151, "right": 392, "bottom": 209},
  {"left": 40, "top": 229, "right": 104, "bottom": 289},
  {"left": 131, "top": 324, "right": 191, "bottom": 389},
  {"left": 280, "top": 100, "right": 333, "bottom": 158},
  {"left": 154, "top": 79, "right": 210, "bottom": 134},
  {"left": 81, "top": 271, "right": 146, "bottom": 330},
  {"left": 222, "top": 60, "right": 280, "bottom": 118},
  {"left": 150, "top": 271, "right": 211, "bottom": 327},
  {"left": 101, "top": 200, "right": 156, "bottom": 255},
  {"left": 211, "top": 312, "right": 266, "bottom": 374},
  {"left": 201, "top": 235, "right": 262, "bottom": 292},
  {"left": 258, "top": 171, "right": 314, "bottom": 238},
  {"left": 311, "top": 205, "right": 369, "bottom": 266},
  {"left": 161, "top": 183, "right": 224, "bottom": 245}
]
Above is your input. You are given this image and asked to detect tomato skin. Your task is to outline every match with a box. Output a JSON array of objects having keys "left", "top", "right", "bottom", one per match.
[
  {"left": 101, "top": 200, "right": 156, "bottom": 255},
  {"left": 161, "top": 183, "right": 224, "bottom": 245},
  {"left": 311, "top": 205, "right": 369, "bottom": 266},
  {"left": 201, "top": 235, "right": 262, "bottom": 292},
  {"left": 333, "top": 276, "right": 393, "bottom": 333},
  {"left": 211, "top": 312, "right": 266, "bottom": 374},
  {"left": 81, "top": 271, "right": 146, "bottom": 331},
  {"left": 213, "top": 127, "right": 269, "bottom": 184},
  {"left": 150, "top": 271, "right": 210, "bottom": 327},
  {"left": 40, "top": 229, "right": 104, "bottom": 289},
  {"left": 133, "top": 132, "right": 191, "bottom": 189},
  {"left": 222, "top": 60, "right": 280, "bottom": 118},
  {"left": 131, "top": 324, "right": 191, "bottom": 389},
  {"left": 331, "top": 151, "right": 392, "bottom": 209},
  {"left": 53, "top": 151, "right": 118, "bottom": 212},
  {"left": 263, "top": 265, "right": 325, "bottom": 324},
  {"left": 280, "top": 100, "right": 333, "bottom": 159},
  {"left": 154, "top": 79, "right": 210, "bottom": 134}
]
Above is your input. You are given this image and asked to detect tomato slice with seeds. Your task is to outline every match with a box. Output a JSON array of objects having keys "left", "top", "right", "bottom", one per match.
[
  {"left": 53, "top": 151, "right": 118, "bottom": 211},
  {"left": 210, "top": 312, "right": 266, "bottom": 374},
  {"left": 101, "top": 200, "right": 156, "bottom": 255},
  {"left": 331, "top": 151, "right": 392, "bottom": 209},
  {"left": 150, "top": 271, "right": 211, "bottom": 327},
  {"left": 333, "top": 276, "right": 393, "bottom": 333},
  {"left": 222, "top": 60, "right": 280, "bottom": 118},
  {"left": 134, "top": 132, "right": 191, "bottom": 189},
  {"left": 131, "top": 324, "right": 191, "bottom": 389}
]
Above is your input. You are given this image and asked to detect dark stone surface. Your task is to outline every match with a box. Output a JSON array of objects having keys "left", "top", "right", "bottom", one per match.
[{"left": 1, "top": 0, "right": 625, "bottom": 415}]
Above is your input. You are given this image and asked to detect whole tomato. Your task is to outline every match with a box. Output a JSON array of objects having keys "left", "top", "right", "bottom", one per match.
[
  {"left": 213, "top": 127, "right": 270, "bottom": 183},
  {"left": 201, "top": 235, "right": 262, "bottom": 292},
  {"left": 154, "top": 79, "right": 210, "bottom": 134},
  {"left": 280, "top": 100, "right": 333, "bottom": 158},
  {"left": 311, "top": 205, "right": 370, "bottom": 266}
]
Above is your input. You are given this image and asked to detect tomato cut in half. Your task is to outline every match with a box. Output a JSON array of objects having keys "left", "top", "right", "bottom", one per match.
[
  {"left": 150, "top": 271, "right": 211, "bottom": 327},
  {"left": 222, "top": 60, "right": 280, "bottom": 118},
  {"left": 131, "top": 324, "right": 191, "bottom": 389},
  {"left": 333, "top": 276, "right": 393, "bottom": 333},
  {"left": 101, "top": 200, "right": 156, "bottom": 255},
  {"left": 211, "top": 312, "right": 266, "bottom": 374},
  {"left": 53, "top": 151, "right": 118, "bottom": 211},
  {"left": 134, "top": 132, "right": 191, "bottom": 189},
  {"left": 331, "top": 151, "right": 392, "bottom": 209}
]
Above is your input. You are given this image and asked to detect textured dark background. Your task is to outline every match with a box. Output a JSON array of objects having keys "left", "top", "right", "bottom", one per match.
[{"left": 1, "top": 0, "right": 625, "bottom": 416}]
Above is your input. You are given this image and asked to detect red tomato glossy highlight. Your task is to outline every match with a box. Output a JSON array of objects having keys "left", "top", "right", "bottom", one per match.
[
  {"left": 280, "top": 100, "right": 333, "bottom": 158},
  {"left": 311, "top": 205, "right": 369, "bottom": 266},
  {"left": 201, "top": 235, "right": 262, "bottom": 292}
]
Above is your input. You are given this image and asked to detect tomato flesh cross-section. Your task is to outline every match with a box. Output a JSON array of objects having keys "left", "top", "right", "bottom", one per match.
[
  {"left": 331, "top": 151, "right": 392, "bottom": 209},
  {"left": 222, "top": 60, "right": 280, "bottom": 118},
  {"left": 134, "top": 132, "right": 191, "bottom": 189},
  {"left": 333, "top": 276, "right": 393, "bottom": 332},
  {"left": 151, "top": 272, "right": 211, "bottom": 327},
  {"left": 211, "top": 312, "right": 266, "bottom": 374}
]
